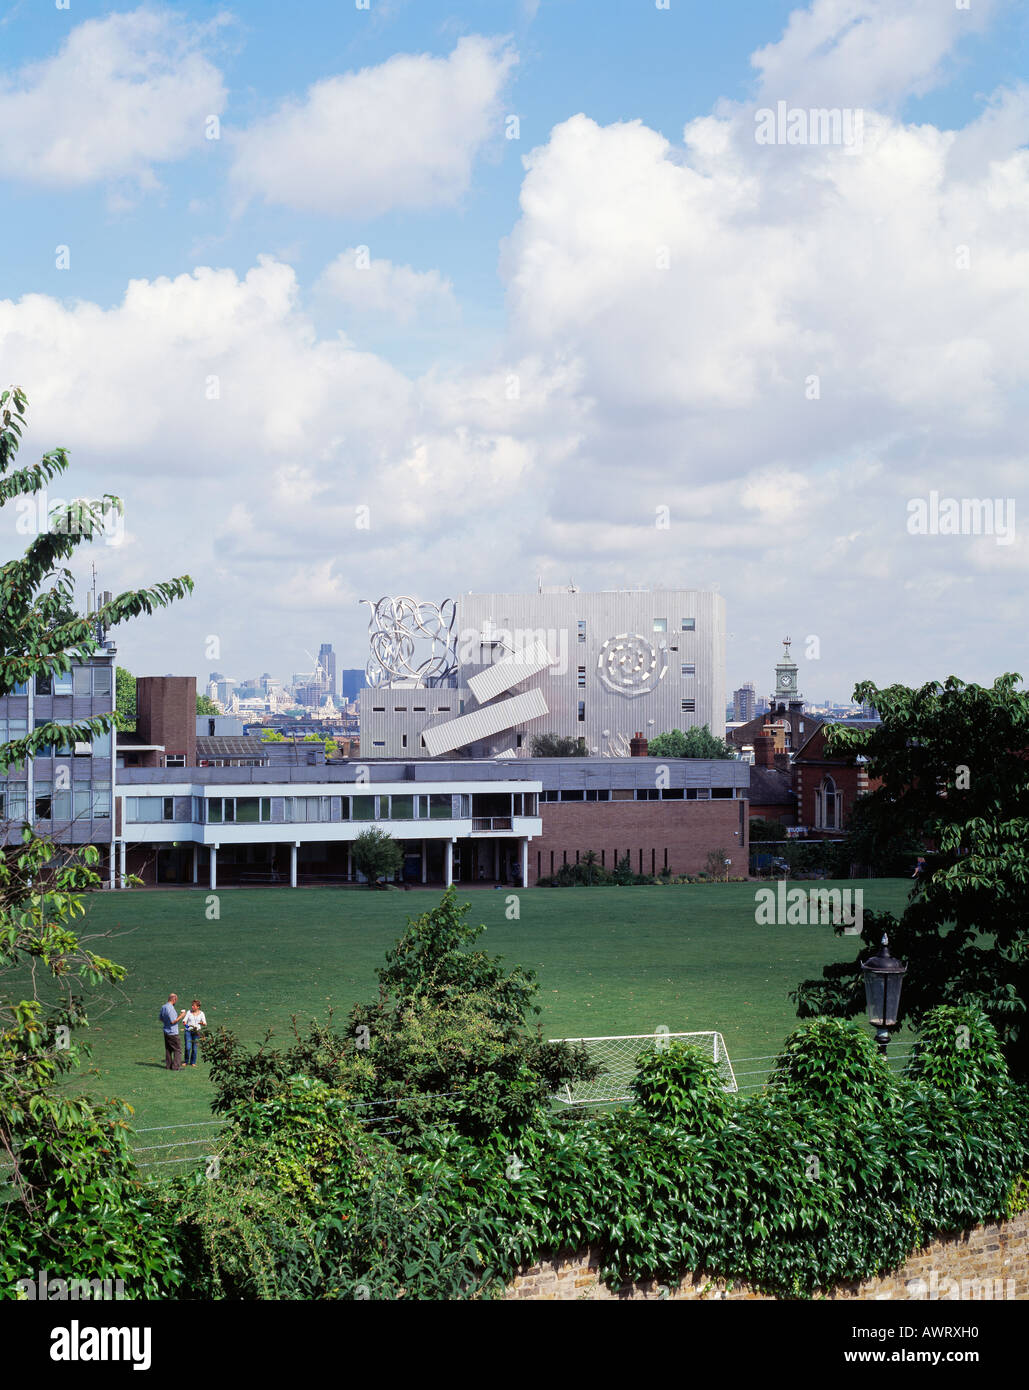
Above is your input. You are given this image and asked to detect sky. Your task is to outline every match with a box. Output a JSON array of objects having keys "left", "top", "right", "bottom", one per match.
[{"left": 0, "top": 0, "right": 1027, "bottom": 702}]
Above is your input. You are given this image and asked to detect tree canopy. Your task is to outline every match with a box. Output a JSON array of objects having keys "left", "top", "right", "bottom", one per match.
[{"left": 793, "top": 674, "right": 1029, "bottom": 1076}]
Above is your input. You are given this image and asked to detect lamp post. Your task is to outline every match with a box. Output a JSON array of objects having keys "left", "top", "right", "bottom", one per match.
[{"left": 860, "top": 934, "right": 907, "bottom": 1055}]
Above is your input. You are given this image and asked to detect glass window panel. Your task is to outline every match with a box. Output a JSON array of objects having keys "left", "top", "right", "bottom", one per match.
[
  {"left": 91, "top": 727, "right": 112, "bottom": 757},
  {"left": 35, "top": 784, "right": 53, "bottom": 819},
  {"left": 429, "top": 794, "right": 453, "bottom": 819},
  {"left": 53, "top": 669, "right": 73, "bottom": 694},
  {"left": 352, "top": 796, "right": 376, "bottom": 821},
  {"left": 390, "top": 795, "right": 414, "bottom": 820},
  {"left": 93, "top": 786, "right": 111, "bottom": 818},
  {"left": 92, "top": 667, "right": 112, "bottom": 697},
  {"left": 53, "top": 787, "right": 72, "bottom": 818},
  {"left": 208, "top": 800, "right": 222, "bottom": 823},
  {"left": 72, "top": 667, "right": 91, "bottom": 696},
  {"left": 35, "top": 673, "right": 53, "bottom": 695},
  {"left": 74, "top": 787, "right": 92, "bottom": 819}
]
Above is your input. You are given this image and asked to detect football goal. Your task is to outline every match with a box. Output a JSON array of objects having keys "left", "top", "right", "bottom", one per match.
[{"left": 548, "top": 1030, "right": 737, "bottom": 1106}]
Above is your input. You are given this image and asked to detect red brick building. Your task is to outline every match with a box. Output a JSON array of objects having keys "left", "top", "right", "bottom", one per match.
[{"left": 791, "top": 723, "right": 882, "bottom": 836}]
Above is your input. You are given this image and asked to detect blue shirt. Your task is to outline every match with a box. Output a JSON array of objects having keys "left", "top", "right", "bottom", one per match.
[{"left": 160, "top": 1003, "right": 180, "bottom": 1035}]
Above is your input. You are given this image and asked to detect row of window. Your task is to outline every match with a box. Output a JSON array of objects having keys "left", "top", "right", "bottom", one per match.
[
  {"left": 575, "top": 619, "right": 697, "bottom": 641},
  {"left": 124, "top": 793, "right": 541, "bottom": 825},
  {"left": 4, "top": 666, "right": 113, "bottom": 698},
  {"left": 1, "top": 784, "right": 111, "bottom": 821},
  {"left": 539, "top": 787, "right": 736, "bottom": 801},
  {"left": 0, "top": 718, "right": 112, "bottom": 758}
]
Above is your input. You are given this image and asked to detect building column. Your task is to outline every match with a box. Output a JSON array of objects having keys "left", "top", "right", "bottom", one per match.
[
  {"left": 119, "top": 839, "right": 127, "bottom": 890},
  {"left": 520, "top": 837, "right": 528, "bottom": 889},
  {"left": 444, "top": 839, "right": 454, "bottom": 888},
  {"left": 421, "top": 840, "right": 427, "bottom": 884},
  {"left": 493, "top": 839, "right": 500, "bottom": 881},
  {"left": 346, "top": 841, "right": 352, "bottom": 882},
  {"left": 290, "top": 843, "right": 298, "bottom": 888},
  {"left": 210, "top": 845, "right": 218, "bottom": 892},
  {"left": 192, "top": 845, "right": 199, "bottom": 884}
]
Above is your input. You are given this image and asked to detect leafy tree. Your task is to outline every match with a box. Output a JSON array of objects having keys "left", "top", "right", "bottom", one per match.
[
  {"left": 196, "top": 693, "right": 218, "bottom": 715},
  {"left": 115, "top": 665, "right": 136, "bottom": 732},
  {"left": 1, "top": 384, "right": 192, "bottom": 1291},
  {"left": 647, "top": 725, "right": 734, "bottom": 759},
  {"left": 530, "top": 733, "right": 587, "bottom": 757},
  {"left": 260, "top": 728, "right": 285, "bottom": 742},
  {"left": 351, "top": 827, "right": 403, "bottom": 886},
  {"left": 792, "top": 675, "right": 1029, "bottom": 1077}
]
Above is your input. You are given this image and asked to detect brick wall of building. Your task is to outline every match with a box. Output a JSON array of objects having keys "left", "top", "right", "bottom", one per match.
[
  {"left": 136, "top": 676, "right": 197, "bottom": 766},
  {"left": 530, "top": 799, "right": 746, "bottom": 883},
  {"left": 505, "top": 1212, "right": 1029, "bottom": 1300}
]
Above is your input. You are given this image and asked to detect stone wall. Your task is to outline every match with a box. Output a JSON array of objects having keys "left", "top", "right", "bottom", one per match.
[{"left": 505, "top": 1212, "right": 1029, "bottom": 1300}]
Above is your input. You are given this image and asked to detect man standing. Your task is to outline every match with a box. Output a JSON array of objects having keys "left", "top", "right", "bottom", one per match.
[{"left": 159, "top": 993, "right": 186, "bottom": 1071}]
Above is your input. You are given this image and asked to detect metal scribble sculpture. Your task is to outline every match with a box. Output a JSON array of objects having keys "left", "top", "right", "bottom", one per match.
[{"left": 361, "top": 596, "right": 458, "bottom": 687}]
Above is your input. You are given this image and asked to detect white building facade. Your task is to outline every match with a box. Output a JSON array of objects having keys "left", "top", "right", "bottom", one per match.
[{"left": 360, "top": 587, "right": 726, "bottom": 759}]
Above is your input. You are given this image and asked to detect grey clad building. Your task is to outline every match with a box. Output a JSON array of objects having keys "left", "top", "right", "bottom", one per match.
[{"left": 359, "top": 586, "right": 726, "bottom": 759}]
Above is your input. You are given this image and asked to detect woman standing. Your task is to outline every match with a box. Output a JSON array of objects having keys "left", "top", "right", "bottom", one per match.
[{"left": 182, "top": 999, "right": 207, "bottom": 1067}]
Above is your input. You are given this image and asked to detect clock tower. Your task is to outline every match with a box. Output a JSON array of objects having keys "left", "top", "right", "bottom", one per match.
[{"left": 772, "top": 637, "right": 803, "bottom": 711}]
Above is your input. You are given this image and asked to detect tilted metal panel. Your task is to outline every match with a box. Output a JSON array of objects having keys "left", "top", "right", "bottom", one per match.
[
  {"left": 467, "top": 639, "right": 555, "bottom": 704},
  {"left": 422, "top": 688, "right": 549, "bottom": 758}
]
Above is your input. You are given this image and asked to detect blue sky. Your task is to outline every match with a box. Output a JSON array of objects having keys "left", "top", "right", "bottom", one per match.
[{"left": 1, "top": 0, "right": 1027, "bottom": 701}]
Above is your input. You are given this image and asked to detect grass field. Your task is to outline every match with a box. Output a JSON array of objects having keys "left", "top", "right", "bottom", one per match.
[{"left": 60, "top": 879, "right": 914, "bottom": 1148}]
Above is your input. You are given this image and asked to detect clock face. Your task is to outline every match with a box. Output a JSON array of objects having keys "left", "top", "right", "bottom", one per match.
[{"left": 780, "top": 674, "right": 791, "bottom": 687}]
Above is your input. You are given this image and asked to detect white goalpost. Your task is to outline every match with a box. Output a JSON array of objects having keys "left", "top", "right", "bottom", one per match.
[{"left": 548, "top": 1030, "right": 738, "bottom": 1106}]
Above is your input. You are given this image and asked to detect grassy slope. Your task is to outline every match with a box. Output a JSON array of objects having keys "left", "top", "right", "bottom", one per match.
[{"left": 65, "top": 880, "right": 913, "bottom": 1135}]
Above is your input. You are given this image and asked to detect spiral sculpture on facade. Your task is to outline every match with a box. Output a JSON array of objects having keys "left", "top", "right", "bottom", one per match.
[{"left": 361, "top": 595, "right": 458, "bottom": 687}]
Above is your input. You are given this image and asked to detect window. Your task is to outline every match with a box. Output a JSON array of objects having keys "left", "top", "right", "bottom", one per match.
[
  {"left": 235, "top": 798, "right": 271, "bottom": 824},
  {"left": 3, "top": 785, "right": 27, "bottom": 820},
  {"left": 74, "top": 787, "right": 92, "bottom": 820},
  {"left": 53, "top": 669, "right": 73, "bottom": 695},
  {"left": 285, "top": 796, "right": 332, "bottom": 823},
  {"left": 73, "top": 666, "right": 92, "bottom": 696},
  {"left": 389, "top": 795, "right": 415, "bottom": 820},
  {"left": 353, "top": 796, "right": 377, "bottom": 821},
  {"left": 681, "top": 700, "right": 696, "bottom": 713},
  {"left": 681, "top": 664, "right": 695, "bottom": 677},
  {"left": 372, "top": 706, "right": 385, "bottom": 713},
  {"left": 577, "top": 701, "right": 585, "bottom": 722},
  {"left": 35, "top": 783, "right": 53, "bottom": 819},
  {"left": 394, "top": 706, "right": 407, "bottom": 713},
  {"left": 577, "top": 621, "right": 586, "bottom": 643},
  {"left": 90, "top": 727, "right": 112, "bottom": 757},
  {"left": 53, "top": 786, "right": 72, "bottom": 819},
  {"left": 93, "top": 667, "right": 112, "bottom": 697},
  {"left": 127, "top": 797, "right": 173, "bottom": 822},
  {"left": 516, "top": 734, "right": 523, "bottom": 748},
  {"left": 436, "top": 706, "right": 451, "bottom": 713},
  {"left": 9, "top": 680, "right": 28, "bottom": 695},
  {"left": 681, "top": 618, "right": 695, "bottom": 631},
  {"left": 372, "top": 740, "right": 385, "bottom": 747},
  {"left": 577, "top": 666, "right": 586, "bottom": 687},
  {"left": 165, "top": 754, "right": 186, "bottom": 768},
  {"left": 35, "top": 673, "right": 53, "bottom": 696},
  {"left": 815, "top": 776, "right": 842, "bottom": 830},
  {"left": 559, "top": 790, "right": 585, "bottom": 801},
  {"left": 653, "top": 618, "right": 667, "bottom": 634},
  {"left": 661, "top": 788, "right": 684, "bottom": 799},
  {"left": 413, "top": 706, "right": 426, "bottom": 712},
  {"left": 635, "top": 788, "right": 659, "bottom": 800},
  {"left": 584, "top": 789, "right": 610, "bottom": 801},
  {"left": 93, "top": 785, "right": 111, "bottom": 818},
  {"left": 401, "top": 734, "right": 408, "bottom": 749}
]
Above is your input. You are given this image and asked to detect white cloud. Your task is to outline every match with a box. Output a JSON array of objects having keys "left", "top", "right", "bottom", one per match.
[
  {"left": 749, "top": 0, "right": 997, "bottom": 110},
  {"left": 230, "top": 35, "right": 517, "bottom": 217},
  {"left": 318, "top": 250, "right": 458, "bottom": 326},
  {"left": 0, "top": 7, "right": 227, "bottom": 188}
]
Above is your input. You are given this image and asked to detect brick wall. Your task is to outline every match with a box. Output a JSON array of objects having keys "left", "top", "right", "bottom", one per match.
[
  {"left": 136, "top": 676, "right": 197, "bottom": 766},
  {"left": 530, "top": 799, "right": 746, "bottom": 883},
  {"left": 505, "top": 1212, "right": 1029, "bottom": 1299}
]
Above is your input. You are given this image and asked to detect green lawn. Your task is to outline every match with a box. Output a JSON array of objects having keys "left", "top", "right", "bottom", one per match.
[{"left": 64, "top": 879, "right": 913, "bottom": 1145}]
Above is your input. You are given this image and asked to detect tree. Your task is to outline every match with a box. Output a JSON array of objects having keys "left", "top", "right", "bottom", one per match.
[
  {"left": 530, "top": 733, "right": 587, "bottom": 757},
  {"left": 196, "top": 693, "right": 218, "bottom": 715},
  {"left": 647, "top": 725, "right": 734, "bottom": 759},
  {"left": 1, "top": 385, "right": 192, "bottom": 1290},
  {"left": 748, "top": 816, "right": 785, "bottom": 842},
  {"left": 260, "top": 728, "right": 285, "bottom": 742},
  {"left": 351, "top": 827, "right": 403, "bottom": 886},
  {"left": 792, "top": 674, "right": 1029, "bottom": 1076},
  {"left": 115, "top": 665, "right": 136, "bottom": 731}
]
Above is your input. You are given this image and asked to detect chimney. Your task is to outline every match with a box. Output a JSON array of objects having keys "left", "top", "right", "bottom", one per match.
[
  {"left": 629, "top": 731, "right": 648, "bottom": 757},
  {"left": 753, "top": 733, "right": 775, "bottom": 769}
]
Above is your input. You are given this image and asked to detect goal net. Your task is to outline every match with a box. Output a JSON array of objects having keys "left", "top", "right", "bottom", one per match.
[{"left": 548, "top": 1031, "right": 737, "bottom": 1107}]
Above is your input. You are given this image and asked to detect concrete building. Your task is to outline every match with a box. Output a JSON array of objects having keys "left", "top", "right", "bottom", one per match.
[
  {"left": 0, "top": 648, "right": 118, "bottom": 880},
  {"left": 360, "top": 587, "right": 726, "bottom": 759},
  {"left": 732, "top": 682, "right": 757, "bottom": 722},
  {"left": 116, "top": 750, "right": 749, "bottom": 889}
]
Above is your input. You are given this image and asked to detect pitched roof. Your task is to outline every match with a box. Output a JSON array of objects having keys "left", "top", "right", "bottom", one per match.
[{"left": 747, "top": 766, "right": 795, "bottom": 805}]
